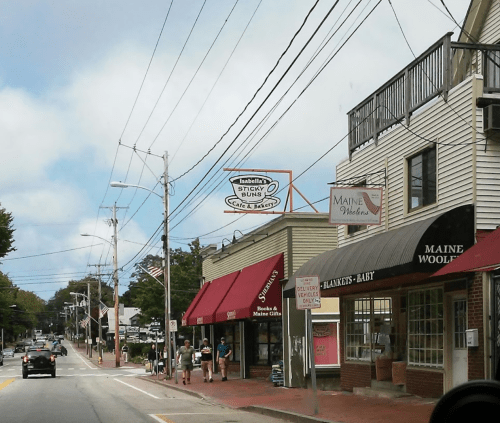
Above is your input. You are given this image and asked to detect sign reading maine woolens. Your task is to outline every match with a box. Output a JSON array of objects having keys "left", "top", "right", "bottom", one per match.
[
  {"left": 295, "top": 276, "right": 321, "bottom": 310},
  {"left": 225, "top": 174, "right": 281, "bottom": 211},
  {"left": 329, "top": 187, "right": 383, "bottom": 225}
]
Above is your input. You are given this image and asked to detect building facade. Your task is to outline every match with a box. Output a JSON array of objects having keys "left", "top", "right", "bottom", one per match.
[
  {"left": 286, "top": 0, "right": 500, "bottom": 397},
  {"left": 182, "top": 213, "right": 339, "bottom": 383}
]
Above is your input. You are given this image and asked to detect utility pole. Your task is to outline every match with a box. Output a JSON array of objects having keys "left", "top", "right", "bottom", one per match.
[
  {"left": 89, "top": 263, "right": 109, "bottom": 363},
  {"left": 75, "top": 297, "right": 79, "bottom": 348},
  {"left": 99, "top": 204, "right": 127, "bottom": 368},
  {"left": 163, "top": 151, "right": 172, "bottom": 380},
  {"left": 87, "top": 281, "right": 92, "bottom": 358}
]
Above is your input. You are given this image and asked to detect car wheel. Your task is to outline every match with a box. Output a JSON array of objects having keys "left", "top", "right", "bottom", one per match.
[
  {"left": 51, "top": 371, "right": 56, "bottom": 378},
  {"left": 22, "top": 371, "right": 28, "bottom": 379}
]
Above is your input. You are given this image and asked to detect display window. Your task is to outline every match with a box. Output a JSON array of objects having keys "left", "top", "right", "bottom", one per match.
[{"left": 313, "top": 321, "right": 339, "bottom": 366}]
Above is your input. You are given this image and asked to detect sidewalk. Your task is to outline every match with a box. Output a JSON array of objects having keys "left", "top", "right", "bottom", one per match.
[
  {"left": 141, "top": 366, "right": 436, "bottom": 423},
  {"left": 70, "top": 343, "right": 436, "bottom": 423},
  {"left": 70, "top": 342, "right": 143, "bottom": 369}
]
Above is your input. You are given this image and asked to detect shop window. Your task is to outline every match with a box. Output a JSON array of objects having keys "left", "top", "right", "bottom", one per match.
[
  {"left": 313, "top": 322, "right": 339, "bottom": 366},
  {"left": 345, "top": 297, "right": 395, "bottom": 362},
  {"left": 407, "top": 288, "right": 444, "bottom": 368},
  {"left": 408, "top": 147, "right": 436, "bottom": 211},
  {"left": 250, "top": 321, "right": 283, "bottom": 366},
  {"left": 216, "top": 324, "right": 240, "bottom": 363}
]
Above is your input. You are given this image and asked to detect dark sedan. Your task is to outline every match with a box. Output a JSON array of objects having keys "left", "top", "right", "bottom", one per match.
[
  {"left": 22, "top": 348, "right": 56, "bottom": 378},
  {"left": 51, "top": 344, "right": 67, "bottom": 356}
]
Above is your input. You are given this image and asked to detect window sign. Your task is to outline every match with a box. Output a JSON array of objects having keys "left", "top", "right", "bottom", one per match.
[
  {"left": 313, "top": 323, "right": 339, "bottom": 366},
  {"left": 329, "top": 187, "right": 383, "bottom": 225}
]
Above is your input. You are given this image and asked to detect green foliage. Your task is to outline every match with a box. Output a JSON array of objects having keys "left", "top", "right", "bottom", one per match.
[
  {"left": 0, "top": 203, "right": 15, "bottom": 260},
  {"left": 121, "top": 239, "right": 202, "bottom": 335}
]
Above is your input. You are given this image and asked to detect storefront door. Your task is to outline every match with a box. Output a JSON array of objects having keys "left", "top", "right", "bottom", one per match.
[{"left": 452, "top": 297, "right": 467, "bottom": 387}]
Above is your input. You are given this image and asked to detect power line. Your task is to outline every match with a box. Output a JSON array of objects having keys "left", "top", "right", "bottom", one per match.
[
  {"left": 148, "top": 0, "right": 240, "bottom": 150},
  {"left": 170, "top": 0, "right": 264, "bottom": 165},
  {"left": 170, "top": 0, "right": 324, "bottom": 183},
  {"left": 134, "top": 0, "right": 208, "bottom": 147},
  {"left": 3, "top": 244, "right": 103, "bottom": 261},
  {"left": 168, "top": 0, "right": 379, "bottom": 229}
]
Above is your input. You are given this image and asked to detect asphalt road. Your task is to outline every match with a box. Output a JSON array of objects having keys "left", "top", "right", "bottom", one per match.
[{"left": 0, "top": 341, "right": 285, "bottom": 423}]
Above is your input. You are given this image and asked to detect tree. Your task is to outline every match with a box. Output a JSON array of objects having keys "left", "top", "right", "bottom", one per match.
[
  {"left": 0, "top": 203, "right": 15, "bottom": 260},
  {"left": 121, "top": 239, "right": 203, "bottom": 335}
]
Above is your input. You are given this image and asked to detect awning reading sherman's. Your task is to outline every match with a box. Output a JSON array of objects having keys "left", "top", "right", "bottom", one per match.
[
  {"left": 186, "top": 271, "right": 240, "bottom": 326},
  {"left": 433, "top": 226, "right": 500, "bottom": 276},
  {"left": 284, "top": 205, "right": 474, "bottom": 297},
  {"left": 215, "top": 253, "right": 284, "bottom": 322},
  {"left": 181, "top": 281, "right": 210, "bottom": 327}
]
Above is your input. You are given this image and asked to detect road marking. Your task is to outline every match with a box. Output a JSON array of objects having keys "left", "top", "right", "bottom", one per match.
[
  {"left": 68, "top": 368, "right": 74, "bottom": 370},
  {"left": 0, "top": 378, "right": 15, "bottom": 391},
  {"left": 114, "top": 378, "right": 160, "bottom": 399},
  {"left": 150, "top": 415, "right": 175, "bottom": 423},
  {"left": 68, "top": 343, "right": 97, "bottom": 369}
]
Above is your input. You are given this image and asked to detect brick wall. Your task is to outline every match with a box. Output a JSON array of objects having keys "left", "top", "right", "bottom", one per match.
[
  {"left": 468, "top": 272, "right": 485, "bottom": 380},
  {"left": 406, "top": 368, "right": 443, "bottom": 398},
  {"left": 340, "top": 362, "right": 372, "bottom": 391},
  {"left": 249, "top": 365, "right": 272, "bottom": 378}
]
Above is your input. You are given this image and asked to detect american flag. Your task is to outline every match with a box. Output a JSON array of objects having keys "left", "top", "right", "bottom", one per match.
[
  {"left": 99, "top": 302, "right": 109, "bottom": 319},
  {"left": 148, "top": 266, "right": 163, "bottom": 278},
  {"left": 80, "top": 314, "right": 90, "bottom": 328}
]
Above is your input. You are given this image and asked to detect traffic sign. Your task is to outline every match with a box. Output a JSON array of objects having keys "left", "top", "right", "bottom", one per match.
[
  {"left": 295, "top": 276, "right": 321, "bottom": 310},
  {"left": 169, "top": 320, "right": 177, "bottom": 332}
]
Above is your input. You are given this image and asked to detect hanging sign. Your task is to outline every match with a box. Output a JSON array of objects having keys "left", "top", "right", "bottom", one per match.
[
  {"left": 329, "top": 187, "right": 383, "bottom": 225},
  {"left": 225, "top": 174, "right": 281, "bottom": 211}
]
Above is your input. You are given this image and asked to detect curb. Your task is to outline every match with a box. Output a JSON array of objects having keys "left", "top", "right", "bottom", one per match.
[
  {"left": 240, "top": 406, "right": 339, "bottom": 423},
  {"left": 140, "top": 376, "right": 208, "bottom": 400}
]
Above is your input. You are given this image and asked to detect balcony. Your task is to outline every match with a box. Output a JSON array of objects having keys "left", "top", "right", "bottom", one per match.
[{"left": 347, "top": 32, "right": 500, "bottom": 158}]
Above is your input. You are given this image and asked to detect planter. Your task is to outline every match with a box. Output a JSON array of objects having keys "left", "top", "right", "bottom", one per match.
[
  {"left": 375, "top": 357, "right": 394, "bottom": 381},
  {"left": 392, "top": 361, "right": 406, "bottom": 385}
]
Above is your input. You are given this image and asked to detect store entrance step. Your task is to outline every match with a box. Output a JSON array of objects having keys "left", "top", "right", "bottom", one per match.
[{"left": 371, "top": 380, "right": 406, "bottom": 392}]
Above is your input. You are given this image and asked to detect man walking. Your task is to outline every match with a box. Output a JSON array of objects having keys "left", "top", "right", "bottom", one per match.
[
  {"left": 200, "top": 338, "right": 213, "bottom": 383},
  {"left": 216, "top": 337, "right": 232, "bottom": 381},
  {"left": 177, "top": 339, "right": 195, "bottom": 385},
  {"left": 121, "top": 342, "right": 129, "bottom": 363}
]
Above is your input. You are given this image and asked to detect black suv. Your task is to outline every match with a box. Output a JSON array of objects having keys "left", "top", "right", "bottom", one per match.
[{"left": 22, "top": 348, "right": 56, "bottom": 379}]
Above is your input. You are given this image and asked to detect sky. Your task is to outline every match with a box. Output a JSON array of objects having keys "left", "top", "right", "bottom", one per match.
[{"left": 0, "top": 0, "right": 472, "bottom": 302}]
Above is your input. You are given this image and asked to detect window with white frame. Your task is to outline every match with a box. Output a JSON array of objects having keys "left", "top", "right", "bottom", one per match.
[
  {"left": 345, "top": 297, "right": 392, "bottom": 362},
  {"left": 408, "top": 288, "right": 444, "bottom": 368}
]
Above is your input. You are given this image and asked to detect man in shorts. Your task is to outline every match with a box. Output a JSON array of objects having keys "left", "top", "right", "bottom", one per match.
[
  {"left": 177, "top": 339, "right": 195, "bottom": 385},
  {"left": 200, "top": 338, "right": 213, "bottom": 382},
  {"left": 216, "top": 337, "right": 232, "bottom": 381}
]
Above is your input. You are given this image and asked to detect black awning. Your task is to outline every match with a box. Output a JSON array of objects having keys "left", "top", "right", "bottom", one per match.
[{"left": 284, "top": 205, "right": 474, "bottom": 297}]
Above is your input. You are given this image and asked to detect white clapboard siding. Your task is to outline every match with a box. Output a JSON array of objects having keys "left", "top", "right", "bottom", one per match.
[
  {"left": 479, "top": 0, "right": 500, "bottom": 44},
  {"left": 336, "top": 77, "right": 478, "bottom": 248},
  {"left": 203, "top": 229, "right": 288, "bottom": 282},
  {"left": 291, "top": 226, "right": 337, "bottom": 274}
]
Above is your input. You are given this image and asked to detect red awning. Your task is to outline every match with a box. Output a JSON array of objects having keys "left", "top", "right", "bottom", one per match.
[
  {"left": 215, "top": 253, "right": 284, "bottom": 323},
  {"left": 433, "top": 227, "right": 500, "bottom": 277},
  {"left": 186, "top": 271, "right": 240, "bottom": 326},
  {"left": 181, "top": 281, "right": 210, "bottom": 327}
]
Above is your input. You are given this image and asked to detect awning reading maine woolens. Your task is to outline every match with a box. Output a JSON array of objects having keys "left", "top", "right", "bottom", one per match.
[
  {"left": 433, "top": 226, "right": 500, "bottom": 276},
  {"left": 283, "top": 205, "right": 474, "bottom": 297}
]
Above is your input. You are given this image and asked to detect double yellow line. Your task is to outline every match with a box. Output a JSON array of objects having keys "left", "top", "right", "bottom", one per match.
[{"left": 0, "top": 378, "right": 15, "bottom": 391}]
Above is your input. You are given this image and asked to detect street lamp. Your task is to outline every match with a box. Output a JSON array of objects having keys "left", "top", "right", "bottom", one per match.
[
  {"left": 81, "top": 232, "right": 120, "bottom": 367},
  {"left": 70, "top": 291, "right": 92, "bottom": 357},
  {"left": 110, "top": 150, "right": 172, "bottom": 379}
]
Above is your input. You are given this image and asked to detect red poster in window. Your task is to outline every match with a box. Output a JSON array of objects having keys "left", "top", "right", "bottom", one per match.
[{"left": 313, "top": 323, "right": 338, "bottom": 365}]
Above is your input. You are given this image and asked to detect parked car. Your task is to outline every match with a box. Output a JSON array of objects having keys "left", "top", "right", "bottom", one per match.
[
  {"left": 22, "top": 347, "right": 56, "bottom": 378},
  {"left": 2, "top": 348, "right": 15, "bottom": 358},
  {"left": 58, "top": 335, "right": 64, "bottom": 340},
  {"left": 0, "top": 352, "right": 3, "bottom": 366}
]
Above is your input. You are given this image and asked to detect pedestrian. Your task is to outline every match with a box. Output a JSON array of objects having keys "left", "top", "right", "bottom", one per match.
[
  {"left": 177, "top": 339, "right": 195, "bottom": 385},
  {"left": 200, "top": 338, "right": 213, "bottom": 383},
  {"left": 147, "top": 344, "right": 156, "bottom": 374},
  {"left": 216, "top": 337, "right": 232, "bottom": 381},
  {"left": 162, "top": 345, "right": 168, "bottom": 374},
  {"left": 121, "top": 342, "right": 129, "bottom": 363}
]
